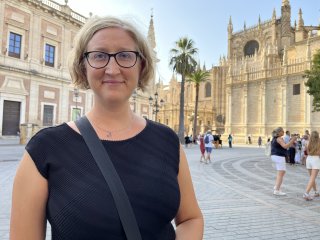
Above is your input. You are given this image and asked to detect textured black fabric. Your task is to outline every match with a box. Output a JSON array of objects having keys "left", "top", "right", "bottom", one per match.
[
  {"left": 271, "top": 137, "right": 287, "bottom": 156},
  {"left": 26, "top": 120, "right": 180, "bottom": 240}
]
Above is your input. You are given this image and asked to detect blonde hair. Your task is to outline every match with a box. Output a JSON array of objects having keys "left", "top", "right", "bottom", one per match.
[
  {"left": 307, "top": 131, "right": 320, "bottom": 155},
  {"left": 68, "top": 16, "right": 155, "bottom": 91},
  {"left": 272, "top": 127, "right": 283, "bottom": 138}
]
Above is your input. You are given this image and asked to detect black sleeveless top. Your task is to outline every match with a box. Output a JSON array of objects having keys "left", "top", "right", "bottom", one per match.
[
  {"left": 26, "top": 120, "right": 180, "bottom": 240},
  {"left": 271, "top": 137, "right": 287, "bottom": 157}
]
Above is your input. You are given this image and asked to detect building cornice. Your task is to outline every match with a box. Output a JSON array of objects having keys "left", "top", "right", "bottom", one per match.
[{"left": 11, "top": 0, "right": 86, "bottom": 26}]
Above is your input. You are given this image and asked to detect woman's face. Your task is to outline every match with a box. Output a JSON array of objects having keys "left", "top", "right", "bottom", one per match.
[
  {"left": 279, "top": 129, "right": 284, "bottom": 137},
  {"left": 84, "top": 27, "right": 141, "bottom": 105}
]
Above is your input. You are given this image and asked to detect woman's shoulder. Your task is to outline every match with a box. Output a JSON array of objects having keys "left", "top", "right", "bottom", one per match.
[
  {"left": 146, "top": 120, "right": 179, "bottom": 141},
  {"left": 147, "top": 119, "right": 175, "bottom": 133},
  {"left": 29, "top": 123, "right": 70, "bottom": 142}
]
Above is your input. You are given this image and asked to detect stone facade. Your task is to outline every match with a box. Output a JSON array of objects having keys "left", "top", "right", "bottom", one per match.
[
  {"left": 158, "top": 0, "right": 320, "bottom": 143},
  {"left": 0, "top": 0, "right": 156, "bottom": 137}
]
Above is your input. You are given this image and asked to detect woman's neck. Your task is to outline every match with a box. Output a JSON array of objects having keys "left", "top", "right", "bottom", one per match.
[{"left": 88, "top": 102, "right": 133, "bottom": 125}]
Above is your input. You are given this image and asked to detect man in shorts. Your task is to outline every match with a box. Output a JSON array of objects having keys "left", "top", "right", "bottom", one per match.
[{"left": 204, "top": 130, "right": 214, "bottom": 164}]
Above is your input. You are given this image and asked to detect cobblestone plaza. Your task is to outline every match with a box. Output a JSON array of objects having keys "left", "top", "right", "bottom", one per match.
[{"left": 1, "top": 140, "right": 320, "bottom": 239}]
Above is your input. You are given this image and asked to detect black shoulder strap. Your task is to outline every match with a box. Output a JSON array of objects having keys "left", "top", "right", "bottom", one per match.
[{"left": 75, "top": 116, "right": 142, "bottom": 240}]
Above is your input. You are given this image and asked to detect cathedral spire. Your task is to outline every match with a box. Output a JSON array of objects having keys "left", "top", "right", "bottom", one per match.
[
  {"left": 297, "top": 8, "right": 304, "bottom": 30},
  {"left": 228, "top": 16, "right": 233, "bottom": 34},
  {"left": 282, "top": 0, "right": 290, "bottom": 6},
  {"left": 272, "top": 8, "right": 276, "bottom": 21},
  {"left": 281, "top": 0, "right": 291, "bottom": 49},
  {"left": 147, "top": 9, "right": 156, "bottom": 49}
]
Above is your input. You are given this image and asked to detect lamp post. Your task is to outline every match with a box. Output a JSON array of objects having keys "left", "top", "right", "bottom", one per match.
[
  {"left": 74, "top": 88, "right": 79, "bottom": 120},
  {"left": 132, "top": 90, "right": 137, "bottom": 113},
  {"left": 149, "top": 92, "right": 164, "bottom": 122}
]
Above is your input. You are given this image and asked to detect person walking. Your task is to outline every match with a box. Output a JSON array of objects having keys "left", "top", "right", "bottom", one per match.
[
  {"left": 204, "top": 130, "right": 214, "bottom": 163},
  {"left": 270, "top": 127, "right": 297, "bottom": 196},
  {"left": 258, "top": 136, "right": 262, "bottom": 147},
  {"left": 228, "top": 134, "right": 233, "bottom": 148},
  {"left": 184, "top": 135, "right": 190, "bottom": 148},
  {"left": 303, "top": 130, "right": 320, "bottom": 201},
  {"left": 199, "top": 134, "right": 205, "bottom": 163},
  {"left": 10, "top": 16, "right": 203, "bottom": 239}
]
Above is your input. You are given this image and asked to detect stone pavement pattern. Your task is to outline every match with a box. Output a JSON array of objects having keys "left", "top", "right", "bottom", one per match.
[
  {"left": 1, "top": 139, "right": 320, "bottom": 239},
  {"left": 186, "top": 145, "right": 320, "bottom": 240}
]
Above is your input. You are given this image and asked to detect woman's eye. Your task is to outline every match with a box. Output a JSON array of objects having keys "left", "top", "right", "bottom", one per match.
[
  {"left": 94, "top": 53, "right": 108, "bottom": 60},
  {"left": 117, "top": 52, "right": 132, "bottom": 60}
]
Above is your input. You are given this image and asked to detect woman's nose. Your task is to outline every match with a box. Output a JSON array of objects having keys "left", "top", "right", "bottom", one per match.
[{"left": 104, "top": 57, "right": 120, "bottom": 74}]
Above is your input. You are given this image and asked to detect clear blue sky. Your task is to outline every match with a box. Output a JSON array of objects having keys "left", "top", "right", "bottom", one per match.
[{"left": 58, "top": 0, "right": 319, "bottom": 83}]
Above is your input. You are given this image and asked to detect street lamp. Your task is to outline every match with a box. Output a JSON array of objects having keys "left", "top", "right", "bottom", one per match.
[
  {"left": 132, "top": 90, "right": 137, "bottom": 113},
  {"left": 74, "top": 88, "right": 80, "bottom": 120},
  {"left": 149, "top": 92, "right": 164, "bottom": 121}
]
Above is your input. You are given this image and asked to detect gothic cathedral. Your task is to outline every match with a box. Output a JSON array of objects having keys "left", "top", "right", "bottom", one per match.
[{"left": 158, "top": 0, "right": 320, "bottom": 143}]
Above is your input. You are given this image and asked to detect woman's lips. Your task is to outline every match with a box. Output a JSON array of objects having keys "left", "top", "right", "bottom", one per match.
[{"left": 102, "top": 80, "right": 124, "bottom": 84}]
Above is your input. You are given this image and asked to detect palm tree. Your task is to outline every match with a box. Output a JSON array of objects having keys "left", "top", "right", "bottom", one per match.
[
  {"left": 187, "top": 67, "right": 210, "bottom": 140},
  {"left": 169, "top": 37, "right": 198, "bottom": 143}
]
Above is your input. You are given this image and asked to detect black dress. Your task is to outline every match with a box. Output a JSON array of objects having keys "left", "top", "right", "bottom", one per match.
[{"left": 26, "top": 120, "right": 180, "bottom": 240}]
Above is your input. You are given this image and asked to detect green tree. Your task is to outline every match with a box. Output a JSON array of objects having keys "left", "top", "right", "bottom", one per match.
[
  {"left": 169, "top": 37, "right": 198, "bottom": 143},
  {"left": 304, "top": 49, "right": 320, "bottom": 111},
  {"left": 187, "top": 67, "right": 210, "bottom": 141}
]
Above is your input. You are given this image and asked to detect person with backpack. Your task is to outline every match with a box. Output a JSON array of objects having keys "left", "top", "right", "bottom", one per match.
[{"left": 204, "top": 130, "right": 214, "bottom": 163}]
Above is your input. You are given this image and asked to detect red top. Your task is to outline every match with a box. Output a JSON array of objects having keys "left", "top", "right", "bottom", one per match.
[{"left": 199, "top": 136, "right": 205, "bottom": 153}]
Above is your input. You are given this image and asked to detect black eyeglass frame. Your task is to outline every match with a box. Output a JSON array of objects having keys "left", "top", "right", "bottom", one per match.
[{"left": 83, "top": 51, "right": 141, "bottom": 69}]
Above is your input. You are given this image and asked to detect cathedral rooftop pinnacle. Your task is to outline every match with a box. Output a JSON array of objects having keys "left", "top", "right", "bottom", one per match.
[
  {"left": 272, "top": 8, "right": 276, "bottom": 21},
  {"left": 282, "top": 0, "right": 290, "bottom": 6},
  {"left": 147, "top": 10, "right": 156, "bottom": 49},
  {"left": 228, "top": 16, "right": 233, "bottom": 33},
  {"left": 298, "top": 8, "right": 304, "bottom": 29}
]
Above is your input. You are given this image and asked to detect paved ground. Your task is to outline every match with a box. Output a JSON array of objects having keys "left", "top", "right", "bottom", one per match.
[{"left": 1, "top": 140, "right": 320, "bottom": 239}]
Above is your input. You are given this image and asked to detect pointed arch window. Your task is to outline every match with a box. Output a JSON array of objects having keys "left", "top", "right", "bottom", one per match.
[{"left": 205, "top": 82, "right": 211, "bottom": 98}]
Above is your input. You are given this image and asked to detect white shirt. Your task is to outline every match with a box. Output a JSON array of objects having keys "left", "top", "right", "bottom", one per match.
[{"left": 204, "top": 134, "right": 214, "bottom": 148}]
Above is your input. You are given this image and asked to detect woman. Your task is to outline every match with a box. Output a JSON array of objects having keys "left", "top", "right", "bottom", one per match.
[
  {"left": 303, "top": 130, "right": 320, "bottom": 201},
  {"left": 199, "top": 134, "right": 205, "bottom": 162},
  {"left": 270, "top": 127, "right": 297, "bottom": 196},
  {"left": 10, "top": 16, "right": 203, "bottom": 239}
]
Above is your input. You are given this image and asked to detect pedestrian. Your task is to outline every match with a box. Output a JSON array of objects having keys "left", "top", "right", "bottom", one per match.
[
  {"left": 184, "top": 134, "right": 190, "bottom": 148},
  {"left": 301, "top": 134, "right": 309, "bottom": 165},
  {"left": 283, "top": 130, "right": 291, "bottom": 163},
  {"left": 258, "top": 136, "right": 262, "bottom": 147},
  {"left": 265, "top": 137, "right": 271, "bottom": 157},
  {"left": 270, "top": 127, "right": 297, "bottom": 195},
  {"left": 228, "top": 134, "right": 233, "bottom": 148},
  {"left": 10, "top": 16, "right": 203, "bottom": 239},
  {"left": 288, "top": 134, "right": 296, "bottom": 165},
  {"left": 199, "top": 134, "right": 205, "bottom": 162},
  {"left": 303, "top": 130, "right": 320, "bottom": 201},
  {"left": 204, "top": 130, "right": 214, "bottom": 163}
]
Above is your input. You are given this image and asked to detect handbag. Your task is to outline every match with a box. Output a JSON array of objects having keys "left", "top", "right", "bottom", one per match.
[{"left": 75, "top": 116, "right": 142, "bottom": 240}]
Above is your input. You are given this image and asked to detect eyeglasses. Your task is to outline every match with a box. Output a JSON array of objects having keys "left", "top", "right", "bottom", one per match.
[{"left": 83, "top": 51, "right": 140, "bottom": 69}]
